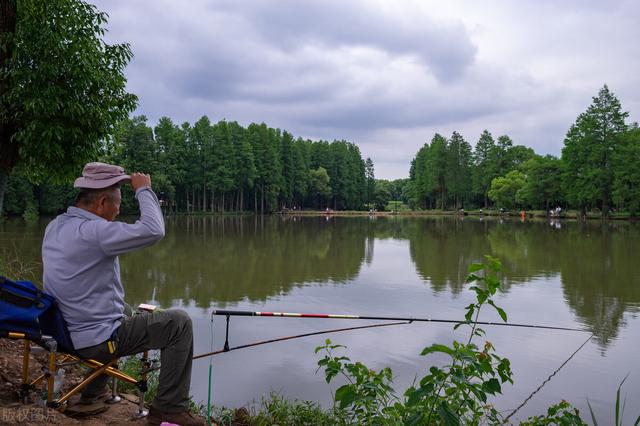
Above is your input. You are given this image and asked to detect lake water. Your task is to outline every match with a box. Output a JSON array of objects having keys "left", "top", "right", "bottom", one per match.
[{"left": 2, "top": 215, "right": 639, "bottom": 422}]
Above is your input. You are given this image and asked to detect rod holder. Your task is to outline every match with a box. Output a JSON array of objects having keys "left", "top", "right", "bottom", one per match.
[{"left": 224, "top": 314, "right": 230, "bottom": 352}]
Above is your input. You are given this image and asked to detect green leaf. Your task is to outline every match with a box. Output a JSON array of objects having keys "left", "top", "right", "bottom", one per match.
[
  {"left": 468, "top": 263, "right": 484, "bottom": 273},
  {"left": 587, "top": 399, "right": 599, "bottom": 426},
  {"left": 437, "top": 401, "right": 461, "bottom": 426},
  {"left": 613, "top": 373, "right": 631, "bottom": 426},
  {"left": 453, "top": 322, "right": 467, "bottom": 330},
  {"left": 486, "top": 278, "right": 501, "bottom": 294},
  {"left": 483, "top": 378, "right": 502, "bottom": 395},
  {"left": 405, "top": 412, "right": 424, "bottom": 426},
  {"left": 421, "top": 344, "right": 455, "bottom": 356},
  {"left": 488, "top": 300, "right": 508, "bottom": 322},
  {"left": 466, "top": 273, "right": 482, "bottom": 283},
  {"left": 335, "top": 384, "right": 358, "bottom": 409},
  {"left": 485, "top": 255, "right": 502, "bottom": 272}
]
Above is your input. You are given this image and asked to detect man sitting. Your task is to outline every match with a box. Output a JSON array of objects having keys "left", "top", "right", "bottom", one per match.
[{"left": 42, "top": 162, "right": 203, "bottom": 426}]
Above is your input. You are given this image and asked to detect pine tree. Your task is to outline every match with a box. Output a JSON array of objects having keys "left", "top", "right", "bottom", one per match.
[
  {"left": 472, "top": 130, "right": 496, "bottom": 207},
  {"left": 562, "top": 85, "right": 628, "bottom": 216}
]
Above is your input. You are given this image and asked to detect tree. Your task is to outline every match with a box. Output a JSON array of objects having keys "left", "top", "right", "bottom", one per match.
[
  {"left": 562, "top": 85, "right": 628, "bottom": 216},
  {"left": 373, "top": 180, "right": 392, "bottom": 210},
  {"left": 232, "top": 122, "right": 255, "bottom": 212},
  {"left": 472, "top": 130, "right": 496, "bottom": 207},
  {"left": 290, "top": 138, "right": 309, "bottom": 208},
  {"left": 424, "top": 134, "right": 448, "bottom": 209},
  {"left": 0, "top": 0, "right": 137, "bottom": 214},
  {"left": 445, "top": 131, "right": 472, "bottom": 209},
  {"left": 517, "top": 155, "right": 563, "bottom": 210},
  {"left": 488, "top": 170, "right": 525, "bottom": 210},
  {"left": 189, "top": 116, "right": 214, "bottom": 211},
  {"left": 365, "top": 157, "right": 375, "bottom": 207},
  {"left": 249, "top": 123, "right": 281, "bottom": 213},
  {"left": 612, "top": 126, "right": 640, "bottom": 215},
  {"left": 278, "top": 130, "right": 295, "bottom": 208},
  {"left": 210, "top": 120, "right": 236, "bottom": 211},
  {"left": 309, "top": 166, "right": 331, "bottom": 208},
  {"left": 409, "top": 144, "right": 429, "bottom": 208},
  {"left": 507, "top": 145, "right": 535, "bottom": 169},
  {"left": 154, "top": 117, "right": 186, "bottom": 211}
]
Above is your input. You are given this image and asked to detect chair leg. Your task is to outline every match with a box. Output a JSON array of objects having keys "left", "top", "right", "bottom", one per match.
[
  {"left": 105, "top": 375, "right": 121, "bottom": 404},
  {"left": 55, "top": 359, "right": 117, "bottom": 406},
  {"left": 20, "top": 341, "right": 31, "bottom": 403},
  {"left": 132, "top": 350, "right": 149, "bottom": 419},
  {"left": 47, "top": 351, "right": 56, "bottom": 403}
]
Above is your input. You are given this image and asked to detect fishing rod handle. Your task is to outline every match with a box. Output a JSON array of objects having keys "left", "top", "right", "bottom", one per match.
[{"left": 212, "top": 309, "right": 255, "bottom": 316}]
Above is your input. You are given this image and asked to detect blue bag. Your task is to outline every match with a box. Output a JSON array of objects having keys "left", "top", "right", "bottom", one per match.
[{"left": 0, "top": 276, "right": 53, "bottom": 339}]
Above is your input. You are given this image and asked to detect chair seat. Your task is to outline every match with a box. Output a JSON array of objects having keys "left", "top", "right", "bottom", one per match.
[{"left": 0, "top": 276, "right": 150, "bottom": 417}]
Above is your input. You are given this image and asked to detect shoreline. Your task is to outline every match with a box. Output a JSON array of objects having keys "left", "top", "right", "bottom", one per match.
[{"left": 3, "top": 209, "right": 637, "bottom": 223}]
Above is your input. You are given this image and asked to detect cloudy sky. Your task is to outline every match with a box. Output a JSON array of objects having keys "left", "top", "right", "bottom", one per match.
[{"left": 94, "top": 0, "right": 640, "bottom": 179}]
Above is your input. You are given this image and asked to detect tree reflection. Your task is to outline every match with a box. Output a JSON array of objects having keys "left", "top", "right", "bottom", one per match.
[
  {"left": 557, "top": 222, "right": 640, "bottom": 347},
  {"left": 406, "top": 217, "right": 492, "bottom": 294},
  {"left": 407, "top": 217, "right": 640, "bottom": 347},
  {"left": 119, "top": 216, "right": 367, "bottom": 308},
  {"left": 4, "top": 215, "right": 639, "bottom": 349}
]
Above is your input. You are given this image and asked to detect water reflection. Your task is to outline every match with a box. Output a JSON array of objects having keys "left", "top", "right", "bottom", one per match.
[
  {"left": 405, "top": 217, "right": 640, "bottom": 347},
  {"left": 1, "top": 216, "right": 639, "bottom": 348},
  {"left": 119, "top": 216, "right": 368, "bottom": 308},
  {"left": 557, "top": 222, "right": 640, "bottom": 346}
]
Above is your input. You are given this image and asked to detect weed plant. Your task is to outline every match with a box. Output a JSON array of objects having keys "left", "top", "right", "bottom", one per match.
[
  {"left": 313, "top": 256, "right": 639, "bottom": 425},
  {"left": 117, "top": 353, "right": 160, "bottom": 404}
]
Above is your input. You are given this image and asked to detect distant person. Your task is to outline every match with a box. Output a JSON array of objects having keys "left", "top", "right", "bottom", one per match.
[{"left": 42, "top": 162, "right": 203, "bottom": 426}]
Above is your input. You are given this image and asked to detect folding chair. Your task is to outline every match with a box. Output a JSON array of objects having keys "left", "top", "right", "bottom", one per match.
[{"left": 0, "top": 276, "right": 154, "bottom": 417}]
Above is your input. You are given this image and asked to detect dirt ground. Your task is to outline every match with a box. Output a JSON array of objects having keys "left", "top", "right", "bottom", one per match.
[{"left": 0, "top": 339, "right": 150, "bottom": 425}]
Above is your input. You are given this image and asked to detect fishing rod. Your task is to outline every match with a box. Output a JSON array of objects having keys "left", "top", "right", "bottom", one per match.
[
  {"left": 210, "top": 309, "right": 588, "bottom": 333},
  {"left": 192, "top": 309, "right": 587, "bottom": 360},
  {"left": 193, "top": 320, "right": 410, "bottom": 360}
]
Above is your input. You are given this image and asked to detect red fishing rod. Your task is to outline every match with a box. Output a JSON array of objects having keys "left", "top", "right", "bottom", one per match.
[
  {"left": 211, "top": 309, "right": 587, "bottom": 332},
  {"left": 193, "top": 309, "right": 588, "bottom": 361}
]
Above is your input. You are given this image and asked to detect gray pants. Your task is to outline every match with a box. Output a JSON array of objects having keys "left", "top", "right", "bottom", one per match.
[{"left": 76, "top": 309, "right": 194, "bottom": 413}]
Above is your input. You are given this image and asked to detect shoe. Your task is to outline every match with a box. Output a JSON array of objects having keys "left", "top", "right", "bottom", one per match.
[
  {"left": 147, "top": 406, "right": 205, "bottom": 426},
  {"left": 79, "top": 386, "right": 112, "bottom": 405}
]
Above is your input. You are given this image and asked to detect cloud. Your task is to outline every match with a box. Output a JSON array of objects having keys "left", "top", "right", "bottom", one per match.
[{"left": 95, "top": 0, "right": 640, "bottom": 179}]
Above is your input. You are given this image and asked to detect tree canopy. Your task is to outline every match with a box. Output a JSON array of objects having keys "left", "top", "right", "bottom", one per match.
[
  {"left": 403, "top": 85, "right": 639, "bottom": 215},
  {"left": 561, "top": 85, "right": 629, "bottom": 216},
  {"left": 0, "top": 0, "right": 136, "bottom": 213},
  {"left": 5, "top": 82, "right": 640, "bottom": 217}
]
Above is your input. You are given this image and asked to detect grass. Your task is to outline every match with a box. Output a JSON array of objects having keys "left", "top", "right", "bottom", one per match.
[
  {"left": 193, "top": 393, "right": 342, "bottom": 426},
  {"left": 117, "top": 353, "right": 160, "bottom": 404},
  {"left": 587, "top": 375, "right": 640, "bottom": 426}
]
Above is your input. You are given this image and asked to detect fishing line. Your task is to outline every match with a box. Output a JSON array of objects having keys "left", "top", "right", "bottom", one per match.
[
  {"left": 504, "top": 333, "right": 594, "bottom": 423},
  {"left": 193, "top": 321, "right": 411, "bottom": 360},
  {"left": 206, "top": 312, "right": 214, "bottom": 426}
]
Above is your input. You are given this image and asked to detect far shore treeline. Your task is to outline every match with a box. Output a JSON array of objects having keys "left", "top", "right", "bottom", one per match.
[
  {"left": 407, "top": 85, "right": 639, "bottom": 217},
  {"left": 4, "top": 85, "right": 639, "bottom": 218},
  {"left": 5, "top": 116, "right": 373, "bottom": 216}
]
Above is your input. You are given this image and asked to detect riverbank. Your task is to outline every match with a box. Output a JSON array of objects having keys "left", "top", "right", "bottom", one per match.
[
  {"left": 0, "top": 338, "right": 324, "bottom": 425},
  {"left": 5, "top": 208, "right": 637, "bottom": 222},
  {"left": 0, "top": 339, "right": 150, "bottom": 425},
  {"left": 279, "top": 208, "right": 636, "bottom": 220}
]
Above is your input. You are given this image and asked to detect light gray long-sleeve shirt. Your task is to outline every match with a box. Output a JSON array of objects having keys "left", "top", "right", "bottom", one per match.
[{"left": 42, "top": 187, "right": 165, "bottom": 349}]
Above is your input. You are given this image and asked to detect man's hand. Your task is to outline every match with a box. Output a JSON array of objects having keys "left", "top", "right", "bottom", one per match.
[{"left": 131, "top": 173, "right": 152, "bottom": 192}]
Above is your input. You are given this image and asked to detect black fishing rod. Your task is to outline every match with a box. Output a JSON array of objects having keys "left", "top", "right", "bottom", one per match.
[
  {"left": 210, "top": 309, "right": 588, "bottom": 333},
  {"left": 193, "top": 321, "right": 410, "bottom": 360}
]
